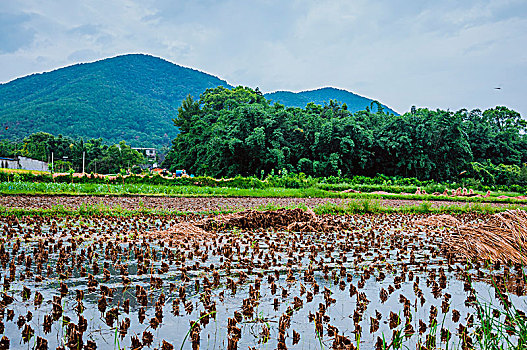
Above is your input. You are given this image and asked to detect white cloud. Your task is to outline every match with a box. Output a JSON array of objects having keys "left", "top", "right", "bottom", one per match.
[{"left": 0, "top": 0, "right": 526, "bottom": 115}]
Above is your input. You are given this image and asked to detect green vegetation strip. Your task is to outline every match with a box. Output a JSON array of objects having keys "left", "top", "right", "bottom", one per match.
[
  {"left": 0, "top": 199, "right": 522, "bottom": 218},
  {"left": 2, "top": 181, "right": 527, "bottom": 204},
  {"left": 0, "top": 181, "right": 329, "bottom": 198}
]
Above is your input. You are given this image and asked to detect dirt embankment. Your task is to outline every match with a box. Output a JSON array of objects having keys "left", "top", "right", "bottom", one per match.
[{"left": 1, "top": 194, "right": 525, "bottom": 211}]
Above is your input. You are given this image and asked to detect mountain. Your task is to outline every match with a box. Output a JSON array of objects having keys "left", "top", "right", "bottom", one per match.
[
  {"left": 264, "top": 87, "right": 398, "bottom": 114},
  {"left": 0, "top": 54, "right": 398, "bottom": 148},
  {"left": 0, "top": 54, "right": 231, "bottom": 147}
]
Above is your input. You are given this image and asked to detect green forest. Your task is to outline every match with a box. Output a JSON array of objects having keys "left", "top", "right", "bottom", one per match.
[
  {"left": 163, "top": 86, "right": 527, "bottom": 186},
  {"left": 0, "top": 132, "right": 145, "bottom": 174}
]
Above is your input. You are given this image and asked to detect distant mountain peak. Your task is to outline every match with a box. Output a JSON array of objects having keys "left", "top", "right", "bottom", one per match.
[
  {"left": 264, "top": 87, "right": 397, "bottom": 114},
  {"left": 0, "top": 54, "right": 231, "bottom": 147}
]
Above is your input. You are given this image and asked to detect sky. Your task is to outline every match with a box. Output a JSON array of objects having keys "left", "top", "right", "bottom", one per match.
[{"left": 1, "top": 0, "right": 526, "bottom": 115}]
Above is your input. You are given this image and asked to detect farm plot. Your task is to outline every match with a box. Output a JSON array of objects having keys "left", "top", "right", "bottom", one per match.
[{"left": 0, "top": 210, "right": 525, "bottom": 349}]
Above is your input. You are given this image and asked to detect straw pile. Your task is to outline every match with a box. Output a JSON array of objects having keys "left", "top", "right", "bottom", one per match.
[
  {"left": 150, "top": 208, "right": 351, "bottom": 241},
  {"left": 417, "top": 210, "right": 527, "bottom": 264},
  {"left": 197, "top": 207, "right": 350, "bottom": 232},
  {"left": 148, "top": 221, "right": 211, "bottom": 241},
  {"left": 198, "top": 207, "right": 317, "bottom": 231}
]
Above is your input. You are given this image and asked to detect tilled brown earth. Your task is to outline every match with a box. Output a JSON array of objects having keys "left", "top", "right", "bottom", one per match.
[{"left": 1, "top": 194, "right": 525, "bottom": 211}]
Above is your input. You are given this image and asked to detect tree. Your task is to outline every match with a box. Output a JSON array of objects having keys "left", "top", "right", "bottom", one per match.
[{"left": 162, "top": 87, "right": 525, "bottom": 182}]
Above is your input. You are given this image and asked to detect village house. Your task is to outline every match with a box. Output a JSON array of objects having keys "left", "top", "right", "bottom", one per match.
[
  {"left": 0, "top": 156, "right": 49, "bottom": 172},
  {"left": 131, "top": 147, "right": 157, "bottom": 160}
]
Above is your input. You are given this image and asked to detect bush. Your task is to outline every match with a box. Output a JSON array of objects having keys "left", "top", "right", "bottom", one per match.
[
  {"left": 2, "top": 170, "right": 526, "bottom": 194},
  {"left": 264, "top": 173, "right": 316, "bottom": 189},
  {"left": 0, "top": 171, "right": 53, "bottom": 183},
  {"left": 131, "top": 165, "right": 142, "bottom": 174}
]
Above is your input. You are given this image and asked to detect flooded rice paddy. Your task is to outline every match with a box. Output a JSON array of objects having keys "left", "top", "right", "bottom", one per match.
[{"left": 0, "top": 212, "right": 525, "bottom": 349}]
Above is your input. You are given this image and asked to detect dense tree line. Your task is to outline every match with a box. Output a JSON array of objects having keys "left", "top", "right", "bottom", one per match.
[
  {"left": 163, "top": 86, "right": 527, "bottom": 182},
  {"left": 0, "top": 132, "right": 145, "bottom": 174}
]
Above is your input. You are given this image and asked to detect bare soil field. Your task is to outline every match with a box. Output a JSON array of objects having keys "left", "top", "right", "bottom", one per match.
[{"left": 1, "top": 194, "right": 526, "bottom": 212}]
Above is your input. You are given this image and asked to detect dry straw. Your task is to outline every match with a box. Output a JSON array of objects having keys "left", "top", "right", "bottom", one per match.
[{"left": 418, "top": 209, "right": 527, "bottom": 264}]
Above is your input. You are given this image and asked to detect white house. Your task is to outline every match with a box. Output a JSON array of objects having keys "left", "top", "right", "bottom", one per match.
[
  {"left": 131, "top": 147, "right": 157, "bottom": 160},
  {"left": 0, "top": 156, "right": 49, "bottom": 172}
]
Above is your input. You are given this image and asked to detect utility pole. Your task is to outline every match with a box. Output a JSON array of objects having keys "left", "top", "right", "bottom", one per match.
[
  {"left": 51, "top": 152, "right": 54, "bottom": 173},
  {"left": 82, "top": 151, "right": 85, "bottom": 174}
]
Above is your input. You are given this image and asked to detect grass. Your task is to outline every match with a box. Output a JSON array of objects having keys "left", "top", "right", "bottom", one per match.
[
  {"left": 2, "top": 181, "right": 527, "bottom": 205},
  {"left": 0, "top": 181, "right": 332, "bottom": 197},
  {"left": 0, "top": 198, "right": 521, "bottom": 218},
  {"left": 315, "top": 199, "right": 520, "bottom": 215},
  {"left": 372, "top": 267, "right": 527, "bottom": 350},
  {"left": 0, "top": 168, "right": 49, "bottom": 175},
  {"left": 179, "top": 311, "right": 216, "bottom": 350},
  {"left": 0, "top": 203, "right": 230, "bottom": 218},
  {"left": 316, "top": 182, "right": 525, "bottom": 196},
  {"left": 344, "top": 191, "right": 527, "bottom": 204},
  {"left": 470, "top": 275, "right": 527, "bottom": 350}
]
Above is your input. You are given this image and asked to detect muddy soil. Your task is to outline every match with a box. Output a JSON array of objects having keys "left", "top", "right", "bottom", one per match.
[{"left": 1, "top": 194, "right": 524, "bottom": 211}]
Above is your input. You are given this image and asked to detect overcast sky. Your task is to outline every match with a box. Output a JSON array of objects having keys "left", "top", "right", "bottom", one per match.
[{"left": 1, "top": 0, "right": 526, "bottom": 115}]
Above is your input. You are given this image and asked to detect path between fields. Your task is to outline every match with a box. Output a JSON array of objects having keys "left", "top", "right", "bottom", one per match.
[{"left": 1, "top": 195, "right": 525, "bottom": 211}]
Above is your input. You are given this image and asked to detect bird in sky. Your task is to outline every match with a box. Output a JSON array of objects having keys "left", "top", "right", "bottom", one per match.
[{"left": 494, "top": 87, "right": 501, "bottom": 90}]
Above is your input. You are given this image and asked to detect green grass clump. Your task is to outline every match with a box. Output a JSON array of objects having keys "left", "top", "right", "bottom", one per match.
[{"left": 470, "top": 275, "right": 527, "bottom": 349}]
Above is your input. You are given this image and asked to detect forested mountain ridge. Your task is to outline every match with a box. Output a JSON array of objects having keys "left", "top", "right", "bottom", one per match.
[
  {"left": 0, "top": 54, "right": 231, "bottom": 147},
  {"left": 0, "top": 54, "right": 398, "bottom": 148},
  {"left": 265, "top": 87, "right": 398, "bottom": 114}
]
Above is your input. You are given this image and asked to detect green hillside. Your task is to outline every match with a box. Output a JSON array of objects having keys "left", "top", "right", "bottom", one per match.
[
  {"left": 0, "top": 54, "right": 399, "bottom": 148},
  {"left": 264, "top": 87, "right": 398, "bottom": 114},
  {"left": 0, "top": 54, "right": 231, "bottom": 147}
]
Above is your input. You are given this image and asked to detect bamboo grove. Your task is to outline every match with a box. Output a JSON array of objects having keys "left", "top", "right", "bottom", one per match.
[{"left": 163, "top": 86, "right": 527, "bottom": 182}]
